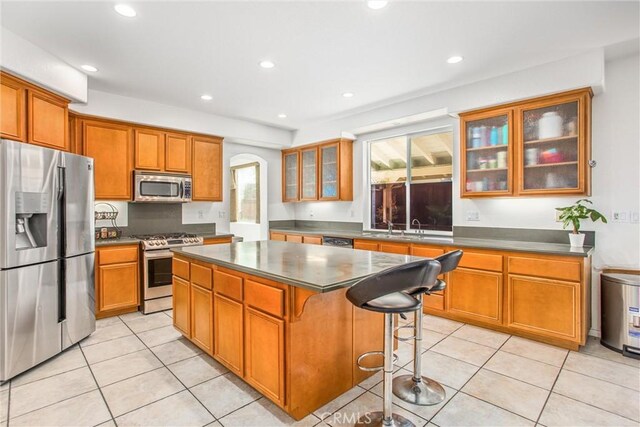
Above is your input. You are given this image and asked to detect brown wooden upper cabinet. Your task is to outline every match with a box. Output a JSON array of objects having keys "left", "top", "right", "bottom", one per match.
[
  {"left": 165, "top": 133, "right": 191, "bottom": 173},
  {"left": 460, "top": 88, "right": 592, "bottom": 197},
  {"left": 134, "top": 129, "right": 192, "bottom": 173},
  {"left": 82, "top": 119, "right": 133, "bottom": 200},
  {"left": 1, "top": 71, "right": 69, "bottom": 151},
  {"left": 134, "top": 128, "right": 164, "bottom": 171},
  {"left": 282, "top": 138, "right": 353, "bottom": 202},
  {"left": 282, "top": 150, "right": 299, "bottom": 202},
  {"left": 192, "top": 135, "right": 223, "bottom": 201}
]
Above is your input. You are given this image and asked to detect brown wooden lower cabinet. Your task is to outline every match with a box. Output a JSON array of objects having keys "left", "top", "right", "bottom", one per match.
[
  {"left": 507, "top": 274, "right": 581, "bottom": 342},
  {"left": 172, "top": 276, "right": 191, "bottom": 336},
  {"left": 190, "top": 284, "right": 213, "bottom": 354},
  {"left": 269, "top": 232, "right": 322, "bottom": 245},
  {"left": 213, "top": 293, "right": 244, "bottom": 376},
  {"left": 95, "top": 244, "right": 139, "bottom": 318},
  {"left": 203, "top": 236, "right": 232, "bottom": 245},
  {"left": 244, "top": 306, "right": 286, "bottom": 406},
  {"left": 447, "top": 268, "right": 503, "bottom": 325},
  {"left": 172, "top": 255, "right": 382, "bottom": 420},
  {"left": 352, "top": 238, "right": 590, "bottom": 350}
]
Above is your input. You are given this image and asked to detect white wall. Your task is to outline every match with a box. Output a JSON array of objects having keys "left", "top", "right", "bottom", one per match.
[
  {"left": 293, "top": 50, "right": 607, "bottom": 224},
  {"left": 182, "top": 141, "right": 295, "bottom": 233},
  {"left": 0, "top": 27, "right": 87, "bottom": 102},
  {"left": 72, "top": 89, "right": 292, "bottom": 147}
]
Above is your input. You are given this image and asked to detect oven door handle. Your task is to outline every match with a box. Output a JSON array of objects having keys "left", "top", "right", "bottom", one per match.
[{"left": 143, "top": 250, "right": 174, "bottom": 260}]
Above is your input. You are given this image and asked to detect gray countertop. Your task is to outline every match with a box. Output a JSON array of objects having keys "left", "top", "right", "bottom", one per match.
[
  {"left": 269, "top": 228, "right": 593, "bottom": 257},
  {"left": 172, "top": 240, "right": 425, "bottom": 292},
  {"left": 95, "top": 233, "right": 234, "bottom": 247}
]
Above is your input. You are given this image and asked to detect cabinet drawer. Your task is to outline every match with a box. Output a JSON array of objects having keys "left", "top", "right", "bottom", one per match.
[
  {"left": 286, "top": 234, "right": 303, "bottom": 243},
  {"left": 172, "top": 257, "right": 190, "bottom": 281},
  {"left": 99, "top": 246, "right": 138, "bottom": 265},
  {"left": 354, "top": 240, "right": 379, "bottom": 251},
  {"left": 411, "top": 245, "right": 445, "bottom": 258},
  {"left": 458, "top": 251, "right": 503, "bottom": 272},
  {"left": 203, "top": 237, "right": 232, "bottom": 245},
  {"left": 270, "top": 232, "right": 286, "bottom": 241},
  {"left": 191, "top": 263, "right": 213, "bottom": 290},
  {"left": 214, "top": 270, "right": 243, "bottom": 301},
  {"left": 379, "top": 243, "right": 410, "bottom": 255},
  {"left": 508, "top": 256, "right": 581, "bottom": 282},
  {"left": 303, "top": 236, "right": 322, "bottom": 245},
  {"left": 245, "top": 280, "right": 285, "bottom": 318}
]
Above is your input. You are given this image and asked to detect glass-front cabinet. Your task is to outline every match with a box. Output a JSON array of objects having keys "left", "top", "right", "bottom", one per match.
[
  {"left": 460, "top": 88, "right": 592, "bottom": 198},
  {"left": 461, "top": 109, "right": 512, "bottom": 197},
  {"left": 281, "top": 138, "right": 353, "bottom": 203},
  {"left": 319, "top": 142, "right": 339, "bottom": 200},
  {"left": 300, "top": 147, "right": 318, "bottom": 200},
  {"left": 282, "top": 150, "right": 299, "bottom": 202},
  {"left": 518, "top": 92, "right": 589, "bottom": 194}
]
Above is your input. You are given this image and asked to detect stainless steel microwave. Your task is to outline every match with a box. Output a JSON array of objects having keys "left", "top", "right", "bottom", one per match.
[{"left": 133, "top": 171, "right": 192, "bottom": 203}]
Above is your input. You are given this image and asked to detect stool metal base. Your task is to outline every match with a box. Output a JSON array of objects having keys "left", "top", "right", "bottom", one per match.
[
  {"left": 392, "top": 374, "right": 446, "bottom": 406},
  {"left": 355, "top": 412, "right": 415, "bottom": 427}
]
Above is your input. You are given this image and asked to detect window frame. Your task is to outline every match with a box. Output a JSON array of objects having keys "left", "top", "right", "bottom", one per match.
[{"left": 365, "top": 125, "right": 454, "bottom": 236}]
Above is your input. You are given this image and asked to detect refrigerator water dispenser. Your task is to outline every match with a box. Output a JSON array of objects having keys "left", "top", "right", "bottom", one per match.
[{"left": 15, "top": 192, "right": 49, "bottom": 250}]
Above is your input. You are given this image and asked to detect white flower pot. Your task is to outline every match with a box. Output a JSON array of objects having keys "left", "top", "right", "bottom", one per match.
[{"left": 569, "top": 233, "right": 585, "bottom": 247}]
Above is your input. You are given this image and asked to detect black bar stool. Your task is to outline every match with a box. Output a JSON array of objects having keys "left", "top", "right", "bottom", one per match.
[
  {"left": 347, "top": 259, "right": 441, "bottom": 427},
  {"left": 392, "top": 250, "right": 463, "bottom": 406}
]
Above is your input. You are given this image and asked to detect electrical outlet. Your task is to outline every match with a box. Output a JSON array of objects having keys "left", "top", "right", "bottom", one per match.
[
  {"left": 466, "top": 210, "right": 480, "bottom": 221},
  {"left": 612, "top": 211, "right": 627, "bottom": 223},
  {"left": 198, "top": 210, "right": 204, "bottom": 219},
  {"left": 630, "top": 211, "right": 639, "bottom": 224},
  {"left": 218, "top": 211, "right": 226, "bottom": 219},
  {"left": 309, "top": 210, "right": 314, "bottom": 218},
  {"left": 350, "top": 209, "right": 354, "bottom": 218},
  {"left": 555, "top": 210, "right": 563, "bottom": 222}
]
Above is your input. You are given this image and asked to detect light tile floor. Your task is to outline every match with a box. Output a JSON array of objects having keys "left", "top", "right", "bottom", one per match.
[{"left": 1, "top": 311, "right": 638, "bottom": 427}]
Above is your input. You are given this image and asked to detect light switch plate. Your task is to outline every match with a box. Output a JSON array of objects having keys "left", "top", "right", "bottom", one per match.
[
  {"left": 466, "top": 210, "right": 480, "bottom": 221},
  {"left": 630, "top": 211, "right": 639, "bottom": 224},
  {"left": 612, "top": 211, "right": 627, "bottom": 223}
]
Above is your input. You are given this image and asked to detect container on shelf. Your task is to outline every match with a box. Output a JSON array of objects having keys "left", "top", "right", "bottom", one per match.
[
  {"left": 538, "top": 111, "right": 564, "bottom": 139},
  {"left": 525, "top": 148, "right": 539, "bottom": 166}
]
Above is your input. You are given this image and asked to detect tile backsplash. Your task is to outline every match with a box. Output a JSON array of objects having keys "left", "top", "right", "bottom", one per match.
[{"left": 94, "top": 201, "right": 217, "bottom": 236}]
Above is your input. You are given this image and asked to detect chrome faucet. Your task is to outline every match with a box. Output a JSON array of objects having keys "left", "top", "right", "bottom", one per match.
[
  {"left": 387, "top": 220, "right": 394, "bottom": 236},
  {"left": 411, "top": 219, "right": 423, "bottom": 237}
]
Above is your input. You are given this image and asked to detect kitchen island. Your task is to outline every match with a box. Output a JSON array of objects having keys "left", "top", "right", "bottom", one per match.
[{"left": 171, "top": 241, "right": 422, "bottom": 420}]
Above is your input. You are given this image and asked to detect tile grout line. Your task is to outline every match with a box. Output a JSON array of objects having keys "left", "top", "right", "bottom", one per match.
[
  {"left": 544, "top": 388, "right": 640, "bottom": 424},
  {"left": 560, "top": 362, "right": 640, "bottom": 393},
  {"left": 7, "top": 387, "right": 104, "bottom": 424},
  {"left": 78, "top": 344, "right": 117, "bottom": 426},
  {"left": 9, "top": 346, "right": 86, "bottom": 390},
  {"left": 117, "top": 313, "right": 221, "bottom": 424},
  {"left": 426, "top": 329, "right": 523, "bottom": 424}
]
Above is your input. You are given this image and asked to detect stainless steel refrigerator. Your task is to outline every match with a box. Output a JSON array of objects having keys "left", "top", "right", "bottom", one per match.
[{"left": 0, "top": 139, "right": 96, "bottom": 381}]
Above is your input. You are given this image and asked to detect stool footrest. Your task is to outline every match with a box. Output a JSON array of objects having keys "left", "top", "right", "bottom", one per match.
[
  {"left": 393, "top": 324, "right": 416, "bottom": 342},
  {"left": 356, "top": 351, "right": 399, "bottom": 372}
]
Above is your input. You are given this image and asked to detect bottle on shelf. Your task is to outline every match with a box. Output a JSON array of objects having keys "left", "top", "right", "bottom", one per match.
[{"left": 490, "top": 127, "right": 498, "bottom": 146}]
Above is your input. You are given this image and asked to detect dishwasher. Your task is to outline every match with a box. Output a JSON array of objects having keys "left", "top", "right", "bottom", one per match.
[{"left": 322, "top": 236, "right": 354, "bottom": 248}]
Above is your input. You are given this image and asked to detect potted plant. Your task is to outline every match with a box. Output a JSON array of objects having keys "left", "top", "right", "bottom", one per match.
[{"left": 556, "top": 199, "right": 607, "bottom": 247}]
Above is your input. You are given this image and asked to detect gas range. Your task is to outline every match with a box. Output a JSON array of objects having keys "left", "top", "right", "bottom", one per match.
[{"left": 134, "top": 233, "right": 204, "bottom": 250}]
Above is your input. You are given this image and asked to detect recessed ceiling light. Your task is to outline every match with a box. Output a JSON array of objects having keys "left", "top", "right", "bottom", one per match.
[
  {"left": 114, "top": 4, "right": 136, "bottom": 18},
  {"left": 81, "top": 65, "right": 98, "bottom": 72},
  {"left": 342, "top": 92, "right": 355, "bottom": 98},
  {"left": 367, "top": 1, "right": 388, "bottom": 10},
  {"left": 200, "top": 94, "right": 213, "bottom": 101},
  {"left": 278, "top": 113, "right": 287, "bottom": 118},
  {"left": 447, "top": 56, "right": 463, "bottom": 64},
  {"left": 259, "top": 60, "right": 275, "bottom": 69}
]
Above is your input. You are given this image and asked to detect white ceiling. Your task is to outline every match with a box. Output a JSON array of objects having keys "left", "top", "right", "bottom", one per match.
[{"left": 1, "top": 1, "right": 638, "bottom": 131}]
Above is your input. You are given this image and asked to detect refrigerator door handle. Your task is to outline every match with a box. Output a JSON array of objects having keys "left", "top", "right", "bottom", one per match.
[
  {"left": 57, "top": 166, "right": 67, "bottom": 256},
  {"left": 58, "top": 259, "right": 66, "bottom": 322}
]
